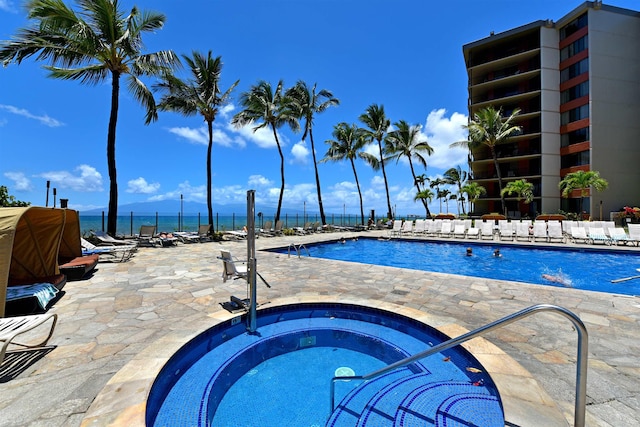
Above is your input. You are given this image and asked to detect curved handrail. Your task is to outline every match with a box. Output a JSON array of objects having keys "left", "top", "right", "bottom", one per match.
[
  {"left": 329, "top": 303, "right": 588, "bottom": 427},
  {"left": 287, "top": 243, "right": 310, "bottom": 258}
]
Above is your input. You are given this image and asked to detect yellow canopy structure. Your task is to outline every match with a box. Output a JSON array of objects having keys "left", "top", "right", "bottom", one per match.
[{"left": 0, "top": 207, "right": 66, "bottom": 317}]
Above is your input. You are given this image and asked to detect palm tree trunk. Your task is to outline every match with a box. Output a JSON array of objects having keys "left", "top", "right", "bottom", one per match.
[
  {"left": 272, "top": 124, "right": 285, "bottom": 225},
  {"left": 409, "top": 159, "right": 431, "bottom": 217},
  {"left": 107, "top": 72, "right": 120, "bottom": 237},
  {"left": 309, "top": 128, "right": 326, "bottom": 225},
  {"left": 492, "top": 147, "right": 506, "bottom": 215},
  {"left": 458, "top": 183, "right": 466, "bottom": 214},
  {"left": 377, "top": 138, "right": 393, "bottom": 220},
  {"left": 350, "top": 159, "right": 365, "bottom": 225},
  {"left": 206, "top": 120, "right": 214, "bottom": 231}
]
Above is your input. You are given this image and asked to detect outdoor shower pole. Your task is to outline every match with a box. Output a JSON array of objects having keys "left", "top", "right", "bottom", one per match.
[{"left": 247, "top": 190, "right": 258, "bottom": 333}]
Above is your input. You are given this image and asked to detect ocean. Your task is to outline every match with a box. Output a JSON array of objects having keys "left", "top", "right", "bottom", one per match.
[{"left": 79, "top": 212, "right": 365, "bottom": 237}]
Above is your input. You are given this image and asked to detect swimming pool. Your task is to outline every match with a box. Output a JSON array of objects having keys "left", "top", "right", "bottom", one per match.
[
  {"left": 273, "top": 238, "right": 640, "bottom": 296},
  {"left": 147, "top": 303, "right": 503, "bottom": 426}
]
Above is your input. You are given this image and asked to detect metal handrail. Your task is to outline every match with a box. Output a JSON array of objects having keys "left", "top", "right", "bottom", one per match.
[
  {"left": 329, "top": 303, "right": 588, "bottom": 427},
  {"left": 287, "top": 243, "right": 310, "bottom": 258}
]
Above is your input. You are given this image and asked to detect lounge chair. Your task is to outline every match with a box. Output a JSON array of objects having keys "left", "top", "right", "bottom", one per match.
[
  {"left": 1, "top": 313, "right": 58, "bottom": 365},
  {"left": 91, "top": 230, "right": 138, "bottom": 246},
  {"left": 259, "top": 221, "right": 274, "bottom": 237},
  {"left": 531, "top": 222, "right": 548, "bottom": 242},
  {"left": 498, "top": 221, "right": 514, "bottom": 241},
  {"left": 480, "top": 221, "right": 494, "bottom": 240},
  {"left": 439, "top": 221, "right": 453, "bottom": 238},
  {"left": 588, "top": 227, "right": 611, "bottom": 245},
  {"left": 137, "top": 225, "right": 158, "bottom": 247},
  {"left": 412, "top": 219, "right": 426, "bottom": 236},
  {"left": 81, "top": 238, "right": 135, "bottom": 262},
  {"left": 547, "top": 223, "right": 566, "bottom": 243},
  {"left": 272, "top": 220, "right": 284, "bottom": 236},
  {"left": 400, "top": 220, "right": 413, "bottom": 236},
  {"left": 627, "top": 224, "right": 640, "bottom": 246},
  {"left": 452, "top": 224, "right": 466, "bottom": 238},
  {"left": 465, "top": 226, "right": 480, "bottom": 239},
  {"left": 389, "top": 220, "right": 403, "bottom": 237},
  {"left": 570, "top": 227, "right": 589, "bottom": 244},
  {"left": 515, "top": 222, "right": 531, "bottom": 241},
  {"left": 608, "top": 227, "right": 631, "bottom": 246}
]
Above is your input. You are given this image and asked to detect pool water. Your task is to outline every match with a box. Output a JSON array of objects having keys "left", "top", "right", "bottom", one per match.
[
  {"left": 277, "top": 238, "right": 640, "bottom": 296},
  {"left": 147, "top": 303, "right": 503, "bottom": 426}
]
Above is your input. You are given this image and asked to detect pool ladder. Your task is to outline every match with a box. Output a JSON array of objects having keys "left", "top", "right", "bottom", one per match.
[
  {"left": 329, "top": 303, "right": 588, "bottom": 427},
  {"left": 287, "top": 243, "right": 310, "bottom": 258}
]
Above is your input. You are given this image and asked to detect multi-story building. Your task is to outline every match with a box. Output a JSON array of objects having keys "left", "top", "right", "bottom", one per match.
[{"left": 462, "top": 1, "right": 640, "bottom": 219}]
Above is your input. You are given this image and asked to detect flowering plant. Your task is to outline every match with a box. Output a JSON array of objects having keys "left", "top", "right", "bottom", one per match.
[{"left": 615, "top": 206, "right": 640, "bottom": 221}]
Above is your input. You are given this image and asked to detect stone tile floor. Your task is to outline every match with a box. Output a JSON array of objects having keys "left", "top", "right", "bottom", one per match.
[{"left": 1, "top": 230, "right": 639, "bottom": 426}]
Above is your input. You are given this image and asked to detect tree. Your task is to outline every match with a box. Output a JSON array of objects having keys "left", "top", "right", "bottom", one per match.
[
  {"left": 156, "top": 51, "right": 239, "bottom": 231},
  {"left": 385, "top": 121, "right": 434, "bottom": 217},
  {"left": 0, "top": 185, "right": 30, "bottom": 207},
  {"left": 286, "top": 81, "right": 339, "bottom": 225},
  {"left": 501, "top": 179, "right": 534, "bottom": 212},
  {"left": 429, "top": 178, "right": 447, "bottom": 214},
  {"left": 443, "top": 166, "right": 468, "bottom": 214},
  {"left": 360, "top": 104, "right": 393, "bottom": 219},
  {"left": 322, "top": 123, "right": 376, "bottom": 226},
  {"left": 1, "top": 0, "right": 179, "bottom": 236},
  {"left": 232, "top": 80, "right": 299, "bottom": 225},
  {"left": 451, "top": 106, "right": 521, "bottom": 215},
  {"left": 438, "top": 189, "right": 451, "bottom": 213},
  {"left": 414, "top": 188, "right": 434, "bottom": 209},
  {"left": 461, "top": 182, "right": 487, "bottom": 213},
  {"left": 559, "top": 170, "right": 608, "bottom": 215}
]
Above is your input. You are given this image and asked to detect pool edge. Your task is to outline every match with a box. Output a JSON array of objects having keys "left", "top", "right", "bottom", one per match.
[{"left": 79, "top": 296, "right": 568, "bottom": 427}]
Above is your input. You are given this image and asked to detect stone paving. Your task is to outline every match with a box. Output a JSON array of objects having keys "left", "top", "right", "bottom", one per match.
[{"left": 1, "top": 230, "right": 639, "bottom": 426}]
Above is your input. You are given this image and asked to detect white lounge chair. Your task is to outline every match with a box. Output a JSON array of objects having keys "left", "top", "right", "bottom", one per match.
[
  {"left": 389, "top": 220, "right": 403, "bottom": 237},
  {"left": 480, "top": 221, "right": 494, "bottom": 240},
  {"left": 439, "top": 221, "right": 453, "bottom": 238},
  {"left": 608, "top": 227, "right": 631, "bottom": 246},
  {"left": 466, "top": 227, "right": 480, "bottom": 239},
  {"left": 400, "top": 220, "right": 414, "bottom": 236},
  {"left": 588, "top": 227, "right": 611, "bottom": 245},
  {"left": 627, "top": 224, "right": 640, "bottom": 246},
  {"left": 91, "top": 230, "right": 138, "bottom": 246},
  {"left": 515, "top": 222, "right": 531, "bottom": 241},
  {"left": 452, "top": 224, "right": 466, "bottom": 238},
  {"left": 1, "top": 313, "right": 58, "bottom": 365},
  {"left": 81, "top": 238, "right": 135, "bottom": 262},
  {"left": 412, "top": 219, "right": 426, "bottom": 236},
  {"left": 498, "top": 221, "right": 514, "bottom": 241},
  {"left": 570, "top": 227, "right": 589, "bottom": 244},
  {"left": 532, "top": 222, "right": 548, "bottom": 242},
  {"left": 547, "top": 223, "right": 566, "bottom": 243}
]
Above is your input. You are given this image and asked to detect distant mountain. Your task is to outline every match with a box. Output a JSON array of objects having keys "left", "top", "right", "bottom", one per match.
[{"left": 80, "top": 200, "right": 307, "bottom": 216}]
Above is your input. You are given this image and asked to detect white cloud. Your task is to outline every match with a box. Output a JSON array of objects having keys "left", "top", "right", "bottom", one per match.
[
  {"left": 290, "top": 140, "right": 309, "bottom": 164},
  {"left": 421, "top": 109, "right": 468, "bottom": 169},
  {"left": 231, "top": 122, "right": 283, "bottom": 149},
  {"left": 370, "top": 175, "right": 385, "bottom": 188},
  {"left": 220, "top": 104, "right": 235, "bottom": 119},
  {"left": 0, "top": 104, "right": 64, "bottom": 127},
  {"left": 248, "top": 175, "right": 273, "bottom": 187},
  {"left": 148, "top": 181, "right": 207, "bottom": 203},
  {"left": 167, "top": 125, "right": 238, "bottom": 148},
  {"left": 0, "top": 0, "right": 16, "bottom": 13},
  {"left": 4, "top": 171, "right": 32, "bottom": 191},
  {"left": 39, "top": 164, "right": 103, "bottom": 192},
  {"left": 126, "top": 177, "right": 160, "bottom": 194}
]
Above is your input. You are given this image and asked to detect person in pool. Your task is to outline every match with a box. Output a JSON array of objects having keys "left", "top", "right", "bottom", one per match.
[
  {"left": 493, "top": 249, "right": 502, "bottom": 257},
  {"left": 466, "top": 247, "right": 473, "bottom": 256},
  {"left": 542, "top": 273, "right": 571, "bottom": 286}
]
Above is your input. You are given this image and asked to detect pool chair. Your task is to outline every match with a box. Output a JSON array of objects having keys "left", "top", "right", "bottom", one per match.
[
  {"left": 400, "top": 220, "right": 414, "bottom": 236},
  {"left": 389, "top": 220, "right": 403, "bottom": 237},
  {"left": 91, "top": 231, "right": 138, "bottom": 246},
  {"left": 608, "top": 227, "right": 631, "bottom": 246},
  {"left": 627, "top": 224, "right": 640, "bottom": 246},
  {"left": 515, "top": 222, "right": 531, "bottom": 242},
  {"left": 588, "top": 227, "right": 611, "bottom": 245},
  {"left": 1, "top": 313, "right": 58, "bottom": 365},
  {"left": 531, "top": 222, "right": 548, "bottom": 242},
  {"left": 498, "top": 221, "right": 514, "bottom": 241},
  {"left": 547, "top": 223, "right": 566, "bottom": 243},
  {"left": 452, "top": 224, "right": 466, "bottom": 238},
  {"left": 137, "top": 225, "right": 158, "bottom": 247},
  {"left": 465, "top": 226, "right": 480, "bottom": 239},
  {"left": 272, "top": 220, "right": 284, "bottom": 236},
  {"left": 259, "top": 221, "right": 274, "bottom": 237},
  {"left": 412, "top": 219, "right": 426, "bottom": 236},
  {"left": 480, "top": 221, "right": 495, "bottom": 240},
  {"left": 81, "top": 238, "right": 135, "bottom": 262},
  {"left": 570, "top": 226, "right": 589, "bottom": 244},
  {"left": 438, "top": 221, "right": 453, "bottom": 238}
]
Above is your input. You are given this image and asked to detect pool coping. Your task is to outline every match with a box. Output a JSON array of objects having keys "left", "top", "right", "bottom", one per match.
[{"left": 80, "top": 296, "right": 568, "bottom": 426}]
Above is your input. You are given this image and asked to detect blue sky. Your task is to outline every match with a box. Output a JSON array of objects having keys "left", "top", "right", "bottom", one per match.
[{"left": 1, "top": 0, "right": 638, "bottom": 216}]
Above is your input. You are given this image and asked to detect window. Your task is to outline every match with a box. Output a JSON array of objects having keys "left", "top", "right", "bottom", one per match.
[
  {"left": 560, "top": 13, "right": 588, "bottom": 41},
  {"left": 561, "top": 127, "right": 589, "bottom": 147},
  {"left": 561, "top": 151, "right": 590, "bottom": 168},
  {"left": 560, "top": 58, "right": 589, "bottom": 82},
  {"left": 561, "top": 104, "right": 589, "bottom": 125},
  {"left": 560, "top": 35, "right": 588, "bottom": 61},
  {"left": 561, "top": 81, "right": 589, "bottom": 104}
]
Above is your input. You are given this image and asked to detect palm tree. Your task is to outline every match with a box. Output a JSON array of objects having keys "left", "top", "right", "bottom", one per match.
[
  {"left": 501, "top": 179, "right": 534, "bottom": 214},
  {"left": 414, "top": 188, "right": 434, "bottom": 210},
  {"left": 439, "top": 189, "right": 451, "bottom": 213},
  {"left": 0, "top": 0, "right": 179, "bottom": 236},
  {"left": 461, "top": 182, "right": 487, "bottom": 214},
  {"left": 443, "top": 166, "right": 468, "bottom": 214},
  {"left": 559, "top": 170, "right": 608, "bottom": 216},
  {"left": 429, "top": 178, "right": 447, "bottom": 214},
  {"left": 360, "top": 104, "right": 393, "bottom": 220},
  {"left": 156, "top": 51, "right": 239, "bottom": 231},
  {"left": 322, "top": 123, "right": 376, "bottom": 226},
  {"left": 451, "top": 106, "right": 521, "bottom": 215},
  {"left": 286, "top": 81, "right": 339, "bottom": 225},
  {"left": 385, "top": 120, "right": 434, "bottom": 217},
  {"left": 232, "top": 80, "right": 299, "bottom": 225}
]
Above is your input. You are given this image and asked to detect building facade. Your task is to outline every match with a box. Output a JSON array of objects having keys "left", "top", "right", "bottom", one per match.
[{"left": 462, "top": 1, "right": 640, "bottom": 219}]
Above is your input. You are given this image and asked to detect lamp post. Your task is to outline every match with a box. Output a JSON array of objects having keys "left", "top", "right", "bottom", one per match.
[
  {"left": 303, "top": 201, "right": 306, "bottom": 224},
  {"left": 180, "top": 194, "right": 184, "bottom": 232}
]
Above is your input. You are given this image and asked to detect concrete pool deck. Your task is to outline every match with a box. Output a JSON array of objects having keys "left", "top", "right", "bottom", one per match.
[{"left": 1, "top": 230, "right": 639, "bottom": 426}]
